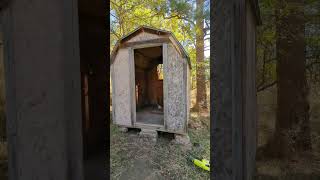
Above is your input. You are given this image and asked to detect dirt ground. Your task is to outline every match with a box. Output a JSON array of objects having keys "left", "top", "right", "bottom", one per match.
[
  {"left": 110, "top": 111, "right": 210, "bottom": 180},
  {"left": 255, "top": 87, "right": 320, "bottom": 179},
  {"left": 0, "top": 142, "right": 7, "bottom": 179}
]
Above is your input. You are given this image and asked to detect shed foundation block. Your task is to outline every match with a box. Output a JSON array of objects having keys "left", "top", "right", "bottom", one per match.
[
  {"left": 139, "top": 129, "right": 158, "bottom": 142},
  {"left": 119, "top": 127, "right": 128, "bottom": 133},
  {"left": 173, "top": 134, "right": 192, "bottom": 148}
]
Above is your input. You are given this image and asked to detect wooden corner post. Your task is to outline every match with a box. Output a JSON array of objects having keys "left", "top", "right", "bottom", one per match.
[{"left": 212, "top": 0, "right": 259, "bottom": 179}]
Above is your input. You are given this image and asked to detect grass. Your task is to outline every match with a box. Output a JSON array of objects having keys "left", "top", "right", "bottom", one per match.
[
  {"left": 256, "top": 87, "right": 320, "bottom": 179},
  {"left": 110, "top": 112, "right": 210, "bottom": 180}
]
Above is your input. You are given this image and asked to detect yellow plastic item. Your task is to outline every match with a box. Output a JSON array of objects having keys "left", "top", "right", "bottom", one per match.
[{"left": 192, "top": 158, "right": 210, "bottom": 171}]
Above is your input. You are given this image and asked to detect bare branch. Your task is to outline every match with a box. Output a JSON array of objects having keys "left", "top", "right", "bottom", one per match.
[
  {"left": 257, "top": 81, "right": 277, "bottom": 92},
  {"left": 205, "top": 20, "right": 210, "bottom": 29},
  {"left": 306, "top": 60, "right": 320, "bottom": 69},
  {"left": 203, "top": 27, "right": 210, "bottom": 32},
  {"left": 110, "top": 13, "right": 119, "bottom": 20},
  {"left": 110, "top": 28, "right": 121, "bottom": 40}
]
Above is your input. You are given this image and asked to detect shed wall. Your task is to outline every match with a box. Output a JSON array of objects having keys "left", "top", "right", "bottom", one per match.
[
  {"left": 163, "top": 43, "right": 187, "bottom": 133},
  {"left": 1, "top": 0, "right": 84, "bottom": 179},
  {"left": 212, "top": 0, "right": 258, "bottom": 179},
  {"left": 244, "top": 3, "right": 258, "bottom": 179},
  {"left": 112, "top": 48, "right": 132, "bottom": 126},
  {"left": 212, "top": 0, "right": 241, "bottom": 179},
  {"left": 186, "top": 61, "right": 190, "bottom": 131},
  {"left": 168, "top": 36, "right": 188, "bottom": 61},
  {"left": 0, "top": 29, "right": 5, "bottom": 139}
]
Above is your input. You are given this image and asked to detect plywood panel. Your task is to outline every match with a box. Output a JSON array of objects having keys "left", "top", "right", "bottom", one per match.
[
  {"left": 211, "top": 1, "right": 234, "bottom": 178},
  {"left": 163, "top": 43, "right": 186, "bottom": 133},
  {"left": 186, "top": 62, "right": 190, "bottom": 131},
  {"left": 0, "top": 30, "right": 5, "bottom": 140},
  {"left": 1, "top": 0, "right": 84, "bottom": 179},
  {"left": 244, "top": 3, "right": 257, "bottom": 180},
  {"left": 112, "top": 48, "right": 132, "bottom": 126},
  {"left": 212, "top": 1, "right": 258, "bottom": 179}
]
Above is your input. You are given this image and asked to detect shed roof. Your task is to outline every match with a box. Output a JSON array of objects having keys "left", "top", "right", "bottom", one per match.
[{"left": 110, "top": 26, "right": 191, "bottom": 68}]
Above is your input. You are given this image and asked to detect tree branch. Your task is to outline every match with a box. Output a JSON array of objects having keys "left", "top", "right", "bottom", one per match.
[
  {"left": 111, "top": 29, "right": 121, "bottom": 40},
  {"left": 203, "top": 27, "right": 210, "bottom": 32},
  {"left": 257, "top": 81, "right": 277, "bottom": 92},
  {"left": 306, "top": 60, "right": 320, "bottom": 69},
  {"left": 110, "top": 13, "right": 119, "bottom": 20},
  {"left": 205, "top": 20, "right": 210, "bottom": 29}
]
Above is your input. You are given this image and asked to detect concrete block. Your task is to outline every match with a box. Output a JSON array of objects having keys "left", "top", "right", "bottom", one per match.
[
  {"left": 172, "top": 134, "right": 192, "bottom": 150},
  {"left": 119, "top": 127, "right": 128, "bottom": 133},
  {"left": 139, "top": 129, "right": 158, "bottom": 142}
]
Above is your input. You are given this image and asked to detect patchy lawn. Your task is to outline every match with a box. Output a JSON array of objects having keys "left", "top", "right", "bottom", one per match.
[{"left": 110, "top": 112, "right": 210, "bottom": 180}]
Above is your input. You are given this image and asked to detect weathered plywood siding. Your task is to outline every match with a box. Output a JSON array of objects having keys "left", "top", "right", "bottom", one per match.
[
  {"left": 211, "top": 1, "right": 235, "bottom": 178},
  {"left": 1, "top": 0, "right": 84, "bottom": 179},
  {"left": 186, "top": 60, "right": 190, "bottom": 131},
  {"left": 168, "top": 36, "right": 184, "bottom": 57},
  {"left": 164, "top": 43, "right": 186, "bottom": 133},
  {"left": 0, "top": 29, "right": 5, "bottom": 140},
  {"left": 112, "top": 48, "right": 132, "bottom": 126},
  {"left": 244, "top": 3, "right": 257, "bottom": 180},
  {"left": 212, "top": 1, "right": 259, "bottom": 179},
  {"left": 127, "top": 32, "right": 159, "bottom": 43}
]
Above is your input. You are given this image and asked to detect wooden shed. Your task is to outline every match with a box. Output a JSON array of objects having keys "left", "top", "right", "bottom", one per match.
[{"left": 111, "top": 26, "right": 191, "bottom": 135}]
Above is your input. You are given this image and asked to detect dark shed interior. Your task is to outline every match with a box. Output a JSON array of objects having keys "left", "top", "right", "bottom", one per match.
[
  {"left": 78, "top": 0, "right": 107, "bottom": 179},
  {"left": 134, "top": 46, "right": 164, "bottom": 126}
]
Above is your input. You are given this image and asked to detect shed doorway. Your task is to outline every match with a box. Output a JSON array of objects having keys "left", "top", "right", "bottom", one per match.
[{"left": 134, "top": 46, "right": 164, "bottom": 126}]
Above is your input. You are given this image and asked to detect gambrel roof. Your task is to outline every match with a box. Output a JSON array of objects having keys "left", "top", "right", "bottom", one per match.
[{"left": 110, "top": 26, "right": 191, "bottom": 68}]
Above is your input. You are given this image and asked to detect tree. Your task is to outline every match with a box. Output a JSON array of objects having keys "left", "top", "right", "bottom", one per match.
[
  {"left": 256, "top": 0, "right": 277, "bottom": 92},
  {"left": 110, "top": 0, "right": 195, "bottom": 50},
  {"left": 267, "top": 0, "right": 311, "bottom": 158},
  {"left": 194, "top": 0, "right": 208, "bottom": 111},
  {"left": 256, "top": 0, "right": 320, "bottom": 93}
]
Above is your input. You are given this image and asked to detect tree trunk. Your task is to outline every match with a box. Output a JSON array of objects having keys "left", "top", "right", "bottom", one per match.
[
  {"left": 194, "top": 0, "right": 207, "bottom": 111},
  {"left": 268, "top": 0, "right": 311, "bottom": 158}
]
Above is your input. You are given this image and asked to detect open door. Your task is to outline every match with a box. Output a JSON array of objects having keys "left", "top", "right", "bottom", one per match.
[
  {"left": 163, "top": 43, "right": 187, "bottom": 133},
  {"left": 133, "top": 46, "right": 164, "bottom": 126}
]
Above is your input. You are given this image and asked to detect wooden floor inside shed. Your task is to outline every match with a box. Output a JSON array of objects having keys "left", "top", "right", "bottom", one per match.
[{"left": 136, "top": 107, "right": 164, "bottom": 126}]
